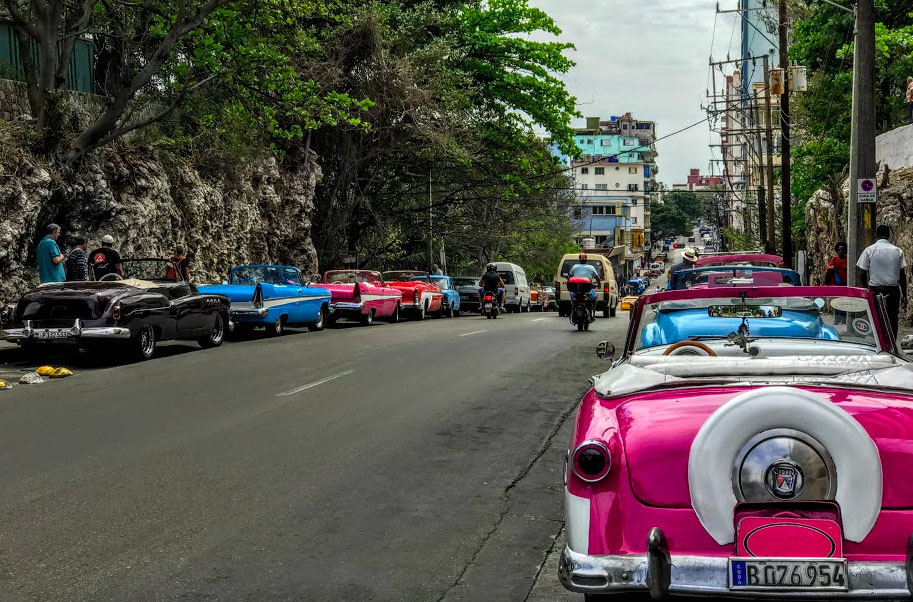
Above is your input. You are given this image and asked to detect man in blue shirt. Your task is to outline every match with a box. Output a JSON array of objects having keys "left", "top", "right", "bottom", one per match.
[
  {"left": 37, "top": 223, "right": 66, "bottom": 283},
  {"left": 668, "top": 247, "right": 699, "bottom": 282}
]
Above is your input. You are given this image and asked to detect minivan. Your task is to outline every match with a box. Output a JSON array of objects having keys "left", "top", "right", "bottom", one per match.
[
  {"left": 554, "top": 253, "right": 618, "bottom": 318},
  {"left": 491, "top": 262, "right": 531, "bottom": 312}
]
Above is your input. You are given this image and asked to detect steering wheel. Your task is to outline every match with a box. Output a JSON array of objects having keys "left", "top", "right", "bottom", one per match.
[
  {"left": 662, "top": 341, "right": 717, "bottom": 356},
  {"left": 99, "top": 273, "right": 123, "bottom": 281}
]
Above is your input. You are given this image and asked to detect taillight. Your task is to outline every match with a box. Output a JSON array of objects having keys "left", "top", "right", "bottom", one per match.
[
  {"left": 353, "top": 283, "right": 361, "bottom": 301},
  {"left": 414, "top": 289, "right": 420, "bottom": 302},
  {"left": 572, "top": 440, "right": 611, "bottom": 482},
  {"left": 253, "top": 284, "right": 263, "bottom": 308},
  {"left": 112, "top": 305, "right": 120, "bottom": 321},
  {"left": 604, "top": 286, "right": 610, "bottom": 293},
  {"left": 515, "top": 287, "right": 519, "bottom": 296},
  {"left": 484, "top": 294, "right": 494, "bottom": 301}
]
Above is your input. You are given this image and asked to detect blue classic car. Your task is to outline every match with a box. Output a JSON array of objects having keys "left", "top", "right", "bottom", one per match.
[
  {"left": 427, "top": 275, "right": 461, "bottom": 317},
  {"left": 199, "top": 265, "right": 331, "bottom": 335},
  {"left": 640, "top": 297, "right": 840, "bottom": 348},
  {"left": 666, "top": 266, "right": 801, "bottom": 291}
]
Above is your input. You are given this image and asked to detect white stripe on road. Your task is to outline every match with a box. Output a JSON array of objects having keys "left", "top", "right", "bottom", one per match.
[
  {"left": 458, "top": 330, "right": 488, "bottom": 337},
  {"left": 531, "top": 318, "right": 548, "bottom": 322},
  {"left": 276, "top": 370, "right": 354, "bottom": 397}
]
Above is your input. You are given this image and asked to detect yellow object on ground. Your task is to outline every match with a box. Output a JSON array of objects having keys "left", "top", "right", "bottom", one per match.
[
  {"left": 0, "top": 380, "right": 7, "bottom": 389},
  {"left": 49, "top": 368, "right": 73, "bottom": 378},
  {"left": 35, "top": 365, "right": 55, "bottom": 376}
]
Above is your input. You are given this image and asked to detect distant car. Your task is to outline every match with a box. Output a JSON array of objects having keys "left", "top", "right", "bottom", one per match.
[
  {"left": 452, "top": 276, "right": 481, "bottom": 313},
  {"left": 620, "top": 295, "right": 639, "bottom": 311},
  {"left": 320, "top": 270, "right": 403, "bottom": 325},
  {"left": 382, "top": 271, "right": 444, "bottom": 319},
  {"left": 4, "top": 258, "right": 230, "bottom": 361},
  {"left": 667, "top": 266, "right": 801, "bottom": 291},
  {"left": 688, "top": 236, "right": 696, "bottom": 243},
  {"left": 530, "top": 283, "right": 547, "bottom": 312},
  {"left": 199, "top": 265, "right": 330, "bottom": 335},
  {"left": 428, "top": 275, "right": 461, "bottom": 317},
  {"left": 543, "top": 286, "right": 558, "bottom": 311}
]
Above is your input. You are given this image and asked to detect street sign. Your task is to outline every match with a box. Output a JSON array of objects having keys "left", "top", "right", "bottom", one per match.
[{"left": 857, "top": 178, "right": 877, "bottom": 204}]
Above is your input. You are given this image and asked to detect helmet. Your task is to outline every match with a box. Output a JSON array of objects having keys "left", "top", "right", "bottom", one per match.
[
  {"left": 486, "top": 263, "right": 497, "bottom": 272},
  {"left": 578, "top": 253, "right": 588, "bottom": 262}
]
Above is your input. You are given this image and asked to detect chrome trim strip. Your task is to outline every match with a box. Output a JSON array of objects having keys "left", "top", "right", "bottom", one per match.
[
  {"left": 231, "top": 307, "right": 269, "bottom": 317},
  {"left": 80, "top": 327, "right": 131, "bottom": 339},
  {"left": 560, "top": 546, "right": 910, "bottom": 598},
  {"left": 331, "top": 302, "right": 365, "bottom": 312}
]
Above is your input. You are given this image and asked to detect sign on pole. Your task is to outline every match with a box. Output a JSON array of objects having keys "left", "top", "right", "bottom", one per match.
[{"left": 857, "top": 178, "right": 877, "bottom": 204}]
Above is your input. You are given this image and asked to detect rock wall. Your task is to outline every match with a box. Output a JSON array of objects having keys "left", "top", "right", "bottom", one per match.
[
  {"left": 805, "top": 166, "right": 913, "bottom": 325},
  {"left": 0, "top": 124, "right": 320, "bottom": 303}
]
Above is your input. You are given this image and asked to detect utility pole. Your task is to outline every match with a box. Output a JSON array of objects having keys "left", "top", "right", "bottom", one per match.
[
  {"left": 428, "top": 171, "right": 433, "bottom": 271},
  {"left": 779, "top": 0, "right": 793, "bottom": 268},
  {"left": 763, "top": 55, "right": 776, "bottom": 255},
  {"left": 753, "top": 89, "right": 768, "bottom": 249},
  {"left": 847, "top": 0, "right": 877, "bottom": 286}
]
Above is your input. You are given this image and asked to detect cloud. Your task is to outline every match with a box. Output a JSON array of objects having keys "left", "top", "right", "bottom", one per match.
[{"left": 531, "top": 0, "right": 725, "bottom": 184}]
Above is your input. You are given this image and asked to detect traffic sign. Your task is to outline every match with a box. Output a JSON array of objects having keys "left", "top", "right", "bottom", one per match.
[{"left": 857, "top": 178, "right": 877, "bottom": 204}]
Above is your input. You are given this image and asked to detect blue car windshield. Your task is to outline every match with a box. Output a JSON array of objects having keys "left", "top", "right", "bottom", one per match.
[
  {"left": 231, "top": 267, "right": 300, "bottom": 286},
  {"left": 635, "top": 294, "right": 879, "bottom": 351}
]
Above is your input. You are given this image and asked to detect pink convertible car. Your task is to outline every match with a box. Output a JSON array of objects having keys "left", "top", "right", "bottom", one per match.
[
  {"left": 562, "top": 285, "right": 913, "bottom": 599},
  {"left": 322, "top": 270, "right": 403, "bottom": 326}
]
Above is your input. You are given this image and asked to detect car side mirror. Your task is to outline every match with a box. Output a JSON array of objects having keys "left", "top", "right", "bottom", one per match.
[{"left": 596, "top": 341, "right": 615, "bottom": 362}]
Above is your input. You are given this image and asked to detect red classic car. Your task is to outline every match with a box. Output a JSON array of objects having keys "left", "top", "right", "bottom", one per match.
[
  {"left": 562, "top": 285, "right": 913, "bottom": 599},
  {"left": 382, "top": 271, "right": 444, "bottom": 320},
  {"left": 321, "top": 270, "right": 403, "bottom": 326}
]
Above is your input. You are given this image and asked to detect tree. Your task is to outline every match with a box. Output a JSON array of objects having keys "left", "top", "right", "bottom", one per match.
[
  {"left": 664, "top": 190, "right": 704, "bottom": 220},
  {"left": 650, "top": 203, "right": 692, "bottom": 242}
]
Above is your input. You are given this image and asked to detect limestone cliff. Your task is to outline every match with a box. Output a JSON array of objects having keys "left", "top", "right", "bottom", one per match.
[{"left": 0, "top": 125, "right": 320, "bottom": 303}]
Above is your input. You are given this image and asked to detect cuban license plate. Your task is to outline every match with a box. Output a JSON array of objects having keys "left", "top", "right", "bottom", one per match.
[
  {"left": 730, "top": 558, "right": 847, "bottom": 591},
  {"left": 35, "top": 328, "right": 70, "bottom": 340}
]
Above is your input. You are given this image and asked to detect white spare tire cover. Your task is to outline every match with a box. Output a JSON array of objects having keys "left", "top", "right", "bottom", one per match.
[{"left": 688, "top": 386, "right": 882, "bottom": 544}]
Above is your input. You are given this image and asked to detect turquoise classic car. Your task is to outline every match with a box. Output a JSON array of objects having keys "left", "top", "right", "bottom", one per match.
[{"left": 198, "top": 265, "right": 331, "bottom": 335}]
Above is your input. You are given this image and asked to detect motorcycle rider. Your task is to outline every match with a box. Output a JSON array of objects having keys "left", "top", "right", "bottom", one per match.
[
  {"left": 568, "top": 253, "right": 601, "bottom": 319},
  {"left": 478, "top": 263, "right": 506, "bottom": 312}
]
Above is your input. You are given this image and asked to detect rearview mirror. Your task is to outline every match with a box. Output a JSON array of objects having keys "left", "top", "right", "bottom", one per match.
[
  {"left": 596, "top": 341, "right": 615, "bottom": 362},
  {"left": 708, "top": 305, "right": 782, "bottom": 318}
]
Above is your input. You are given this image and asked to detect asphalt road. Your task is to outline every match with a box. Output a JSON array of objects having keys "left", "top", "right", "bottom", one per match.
[{"left": 0, "top": 296, "right": 639, "bottom": 601}]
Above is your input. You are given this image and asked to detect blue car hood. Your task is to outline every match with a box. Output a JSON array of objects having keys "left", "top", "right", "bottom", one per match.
[{"left": 641, "top": 309, "right": 840, "bottom": 347}]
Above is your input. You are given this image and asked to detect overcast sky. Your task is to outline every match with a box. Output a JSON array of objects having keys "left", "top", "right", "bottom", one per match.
[{"left": 530, "top": 0, "right": 741, "bottom": 186}]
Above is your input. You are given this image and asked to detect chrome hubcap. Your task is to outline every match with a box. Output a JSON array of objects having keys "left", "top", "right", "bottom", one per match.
[
  {"left": 140, "top": 327, "right": 154, "bottom": 356},
  {"left": 211, "top": 315, "right": 223, "bottom": 342},
  {"left": 733, "top": 429, "right": 836, "bottom": 502}
]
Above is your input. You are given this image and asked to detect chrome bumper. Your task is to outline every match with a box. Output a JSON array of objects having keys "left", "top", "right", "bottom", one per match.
[
  {"left": 330, "top": 302, "right": 365, "bottom": 313},
  {"left": 3, "top": 321, "right": 131, "bottom": 341},
  {"left": 230, "top": 306, "right": 269, "bottom": 317},
  {"left": 560, "top": 529, "right": 912, "bottom": 599}
]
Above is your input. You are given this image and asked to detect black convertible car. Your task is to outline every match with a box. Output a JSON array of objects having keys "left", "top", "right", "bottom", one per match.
[{"left": 1, "top": 259, "right": 230, "bottom": 361}]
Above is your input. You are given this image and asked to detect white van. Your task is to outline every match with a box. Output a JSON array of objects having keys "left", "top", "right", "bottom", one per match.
[{"left": 491, "top": 262, "right": 531, "bottom": 312}]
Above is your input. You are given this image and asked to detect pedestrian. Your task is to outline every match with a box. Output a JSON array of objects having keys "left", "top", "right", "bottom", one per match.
[
  {"left": 824, "top": 241, "right": 848, "bottom": 324},
  {"left": 857, "top": 224, "right": 908, "bottom": 337},
  {"left": 88, "top": 234, "right": 122, "bottom": 280},
  {"left": 906, "top": 76, "right": 913, "bottom": 124},
  {"left": 431, "top": 263, "right": 443, "bottom": 275},
  {"left": 165, "top": 245, "right": 191, "bottom": 281},
  {"left": 668, "top": 246, "right": 699, "bottom": 280},
  {"left": 36, "top": 223, "right": 66, "bottom": 283},
  {"left": 65, "top": 236, "right": 89, "bottom": 281}
]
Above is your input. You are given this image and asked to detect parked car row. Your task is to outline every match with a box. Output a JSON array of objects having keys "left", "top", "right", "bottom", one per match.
[
  {"left": 560, "top": 251, "right": 913, "bottom": 599},
  {"left": 0, "top": 260, "right": 547, "bottom": 362}
]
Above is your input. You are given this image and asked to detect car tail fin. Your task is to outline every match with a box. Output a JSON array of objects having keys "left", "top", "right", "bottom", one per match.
[
  {"left": 353, "top": 283, "right": 361, "bottom": 301},
  {"left": 253, "top": 283, "right": 263, "bottom": 308}
]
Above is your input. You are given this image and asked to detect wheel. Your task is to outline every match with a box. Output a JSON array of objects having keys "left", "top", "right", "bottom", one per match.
[
  {"left": 577, "top": 319, "right": 584, "bottom": 331},
  {"left": 132, "top": 325, "right": 156, "bottom": 360},
  {"left": 444, "top": 302, "right": 454, "bottom": 318},
  {"left": 308, "top": 306, "right": 327, "bottom": 331},
  {"left": 486, "top": 313, "right": 492, "bottom": 319},
  {"left": 609, "top": 300, "right": 617, "bottom": 317},
  {"left": 266, "top": 316, "right": 285, "bottom": 336},
  {"left": 521, "top": 301, "right": 528, "bottom": 313},
  {"left": 453, "top": 305, "right": 460, "bottom": 317},
  {"left": 584, "top": 320, "right": 590, "bottom": 331},
  {"left": 417, "top": 301, "right": 427, "bottom": 320},
  {"left": 198, "top": 312, "right": 226, "bottom": 348},
  {"left": 389, "top": 303, "right": 400, "bottom": 323},
  {"left": 603, "top": 305, "right": 610, "bottom": 318},
  {"left": 360, "top": 309, "right": 374, "bottom": 326}
]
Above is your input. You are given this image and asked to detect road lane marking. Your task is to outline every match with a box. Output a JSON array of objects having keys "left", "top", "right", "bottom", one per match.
[
  {"left": 531, "top": 318, "right": 548, "bottom": 322},
  {"left": 276, "top": 370, "right": 354, "bottom": 397},
  {"left": 458, "top": 330, "right": 488, "bottom": 337}
]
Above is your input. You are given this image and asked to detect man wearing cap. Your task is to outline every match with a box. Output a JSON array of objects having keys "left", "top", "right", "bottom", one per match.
[
  {"left": 37, "top": 223, "right": 66, "bottom": 283},
  {"left": 88, "top": 234, "right": 122, "bottom": 279},
  {"left": 668, "top": 246, "right": 699, "bottom": 284}
]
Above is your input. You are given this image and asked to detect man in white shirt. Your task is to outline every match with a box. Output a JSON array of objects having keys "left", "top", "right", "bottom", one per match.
[{"left": 857, "top": 224, "right": 908, "bottom": 336}]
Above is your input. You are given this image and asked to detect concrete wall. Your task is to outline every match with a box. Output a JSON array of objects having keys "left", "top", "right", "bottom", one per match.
[{"left": 876, "top": 123, "right": 913, "bottom": 171}]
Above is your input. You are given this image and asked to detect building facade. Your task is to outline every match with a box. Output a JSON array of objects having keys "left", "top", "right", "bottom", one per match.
[{"left": 568, "top": 113, "right": 658, "bottom": 274}]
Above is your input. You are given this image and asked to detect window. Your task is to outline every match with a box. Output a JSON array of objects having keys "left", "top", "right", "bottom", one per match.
[
  {"left": 580, "top": 167, "right": 589, "bottom": 174},
  {"left": 601, "top": 139, "right": 612, "bottom": 146},
  {"left": 579, "top": 183, "right": 588, "bottom": 190},
  {"left": 595, "top": 184, "right": 608, "bottom": 191},
  {"left": 623, "top": 139, "right": 636, "bottom": 146},
  {"left": 627, "top": 184, "right": 639, "bottom": 191},
  {"left": 573, "top": 208, "right": 582, "bottom": 219},
  {"left": 606, "top": 205, "right": 616, "bottom": 215},
  {"left": 592, "top": 206, "right": 604, "bottom": 215},
  {"left": 628, "top": 167, "right": 637, "bottom": 174},
  {"left": 586, "top": 139, "right": 593, "bottom": 145},
  {"left": 595, "top": 167, "right": 605, "bottom": 175},
  {"left": 632, "top": 217, "right": 638, "bottom": 224}
]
